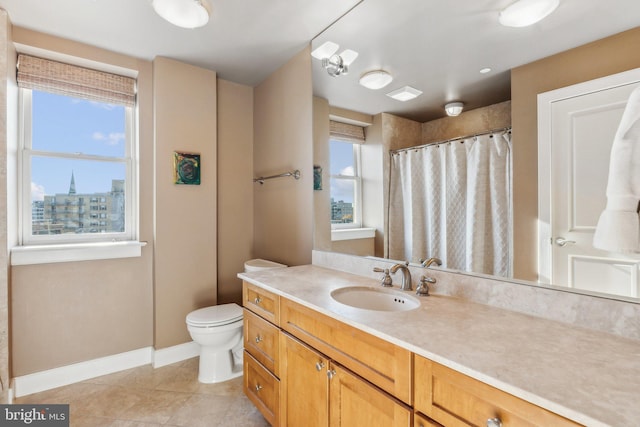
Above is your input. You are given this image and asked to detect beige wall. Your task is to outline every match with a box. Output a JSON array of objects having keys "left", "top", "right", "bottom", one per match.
[
  {"left": 217, "top": 79, "right": 253, "bottom": 304},
  {"left": 253, "top": 47, "right": 313, "bottom": 266},
  {"left": 313, "top": 96, "right": 331, "bottom": 252},
  {"left": 511, "top": 26, "right": 640, "bottom": 281},
  {"left": 153, "top": 57, "right": 217, "bottom": 349},
  {"left": 0, "top": 9, "right": 12, "bottom": 402},
  {"left": 9, "top": 29, "right": 154, "bottom": 376},
  {"left": 422, "top": 101, "right": 511, "bottom": 144}
]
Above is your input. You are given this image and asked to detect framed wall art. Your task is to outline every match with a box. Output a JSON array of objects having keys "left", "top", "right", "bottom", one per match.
[{"left": 174, "top": 152, "right": 201, "bottom": 185}]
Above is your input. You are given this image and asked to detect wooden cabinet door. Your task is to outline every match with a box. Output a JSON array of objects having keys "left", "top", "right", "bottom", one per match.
[
  {"left": 329, "top": 363, "right": 411, "bottom": 427},
  {"left": 281, "top": 333, "right": 330, "bottom": 427}
]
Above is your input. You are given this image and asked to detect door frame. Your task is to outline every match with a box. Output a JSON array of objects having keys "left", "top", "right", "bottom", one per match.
[{"left": 537, "top": 67, "right": 640, "bottom": 283}]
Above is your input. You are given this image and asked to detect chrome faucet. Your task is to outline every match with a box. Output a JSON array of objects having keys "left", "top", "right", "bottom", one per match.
[
  {"left": 421, "top": 257, "right": 442, "bottom": 268},
  {"left": 390, "top": 262, "right": 412, "bottom": 291}
]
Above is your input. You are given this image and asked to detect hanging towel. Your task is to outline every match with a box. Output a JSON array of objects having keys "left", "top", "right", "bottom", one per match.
[{"left": 593, "top": 85, "right": 640, "bottom": 253}]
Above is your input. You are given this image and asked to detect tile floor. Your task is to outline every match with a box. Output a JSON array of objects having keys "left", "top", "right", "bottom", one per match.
[{"left": 14, "top": 358, "right": 270, "bottom": 427}]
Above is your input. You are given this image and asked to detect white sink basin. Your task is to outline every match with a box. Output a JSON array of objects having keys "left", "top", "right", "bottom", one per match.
[{"left": 330, "top": 286, "right": 420, "bottom": 312}]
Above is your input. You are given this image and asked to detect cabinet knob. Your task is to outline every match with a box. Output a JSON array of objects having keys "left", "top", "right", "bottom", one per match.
[
  {"left": 255, "top": 384, "right": 263, "bottom": 392},
  {"left": 315, "top": 361, "right": 325, "bottom": 371},
  {"left": 327, "top": 369, "right": 337, "bottom": 380},
  {"left": 255, "top": 334, "right": 263, "bottom": 343},
  {"left": 254, "top": 296, "right": 262, "bottom": 305},
  {"left": 487, "top": 418, "right": 502, "bottom": 427}
]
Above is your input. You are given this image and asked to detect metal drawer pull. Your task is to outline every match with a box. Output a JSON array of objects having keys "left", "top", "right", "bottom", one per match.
[
  {"left": 315, "top": 361, "right": 325, "bottom": 371},
  {"left": 255, "top": 335, "right": 262, "bottom": 343},
  {"left": 255, "top": 384, "right": 263, "bottom": 392},
  {"left": 487, "top": 418, "right": 502, "bottom": 427},
  {"left": 254, "top": 296, "right": 262, "bottom": 304},
  {"left": 327, "top": 369, "right": 337, "bottom": 380}
]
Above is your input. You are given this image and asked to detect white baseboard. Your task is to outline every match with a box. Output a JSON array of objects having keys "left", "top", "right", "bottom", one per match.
[
  {"left": 13, "top": 347, "right": 153, "bottom": 398},
  {"left": 153, "top": 341, "right": 199, "bottom": 368}
]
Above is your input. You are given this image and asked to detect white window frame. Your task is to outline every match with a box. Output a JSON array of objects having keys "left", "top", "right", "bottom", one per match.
[
  {"left": 12, "top": 87, "right": 142, "bottom": 265},
  {"left": 330, "top": 140, "right": 363, "bottom": 230}
]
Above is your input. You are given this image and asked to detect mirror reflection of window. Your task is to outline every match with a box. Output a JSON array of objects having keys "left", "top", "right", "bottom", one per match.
[{"left": 329, "top": 139, "right": 362, "bottom": 229}]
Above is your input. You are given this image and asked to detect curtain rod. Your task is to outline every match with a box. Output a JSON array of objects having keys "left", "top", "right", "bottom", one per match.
[{"left": 390, "top": 126, "right": 512, "bottom": 154}]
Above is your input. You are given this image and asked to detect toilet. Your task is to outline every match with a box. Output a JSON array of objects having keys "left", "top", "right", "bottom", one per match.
[{"left": 186, "top": 258, "right": 287, "bottom": 383}]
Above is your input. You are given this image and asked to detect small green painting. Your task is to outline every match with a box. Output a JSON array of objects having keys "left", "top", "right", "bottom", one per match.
[{"left": 174, "top": 152, "right": 201, "bottom": 185}]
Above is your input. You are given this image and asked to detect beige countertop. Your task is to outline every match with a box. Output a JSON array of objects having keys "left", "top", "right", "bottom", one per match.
[{"left": 239, "top": 265, "right": 640, "bottom": 427}]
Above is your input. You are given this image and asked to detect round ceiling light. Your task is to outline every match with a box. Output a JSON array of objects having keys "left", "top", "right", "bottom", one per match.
[
  {"left": 444, "top": 102, "right": 464, "bottom": 117},
  {"left": 152, "top": 0, "right": 211, "bottom": 29},
  {"left": 359, "top": 70, "right": 393, "bottom": 90},
  {"left": 499, "top": 0, "right": 559, "bottom": 28}
]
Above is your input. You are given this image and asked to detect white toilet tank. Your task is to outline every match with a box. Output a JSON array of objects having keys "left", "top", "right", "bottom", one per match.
[{"left": 244, "top": 258, "right": 287, "bottom": 272}]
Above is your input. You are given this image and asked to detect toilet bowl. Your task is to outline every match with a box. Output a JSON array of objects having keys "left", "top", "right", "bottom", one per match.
[{"left": 186, "top": 259, "right": 287, "bottom": 383}]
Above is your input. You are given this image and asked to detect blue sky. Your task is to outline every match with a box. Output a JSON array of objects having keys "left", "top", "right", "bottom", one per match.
[
  {"left": 329, "top": 139, "right": 354, "bottom": 203},
  {"left": 31, "top": 91, "right": 126, "bottom": 201}
]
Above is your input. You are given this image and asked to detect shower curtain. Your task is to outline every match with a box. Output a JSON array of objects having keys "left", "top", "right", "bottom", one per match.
[{"left": 388, "top": 131, "right": 512, "bottom": 277}]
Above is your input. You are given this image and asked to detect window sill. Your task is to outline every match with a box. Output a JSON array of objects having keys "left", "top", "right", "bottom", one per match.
[
  {"left": 331, "top": 228, "right": 376, "bottom": 242},
  {"left": 11, "top": 241, "right": 147, "bottom": 266}
]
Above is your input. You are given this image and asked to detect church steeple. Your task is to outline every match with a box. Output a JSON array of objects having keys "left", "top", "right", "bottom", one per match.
[{"left": 68, "top": 171, "right": 76, "bottom": 195}]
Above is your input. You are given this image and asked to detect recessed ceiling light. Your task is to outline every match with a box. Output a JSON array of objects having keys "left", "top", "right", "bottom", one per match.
[
  {"left": 386, "top": 86, "right": 422, "bottom": 102},
  {"left": 359, "top": 70, "right": 393, "bottom": 90},
  {"left": 499, "top": 0, "right": 559, "bottom": 28},
  {"left": 152, "top": 0, "right": 211, "bottom": 29},
  {"left": 480, "top": 67, "right": 492, "bottom": 74}
]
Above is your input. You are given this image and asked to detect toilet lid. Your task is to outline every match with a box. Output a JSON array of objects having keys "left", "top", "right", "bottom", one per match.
[{"left": 186, "top": 303, "right": 243, "bottom": 327}]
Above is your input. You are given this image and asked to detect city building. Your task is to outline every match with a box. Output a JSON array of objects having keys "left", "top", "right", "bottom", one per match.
[{"left": 32, "top": 172, "right": 125, "bottom": 235}]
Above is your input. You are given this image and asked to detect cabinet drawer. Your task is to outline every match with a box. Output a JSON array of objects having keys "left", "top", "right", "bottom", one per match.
[
  {"left": 414, "top": 356, "right": 582, "bottom": 427},
  {"left": 280, "top": 297, "right": 412, "bottom": 405},
  {"left": 243, "top": 281, "right": 279, "bottom": 325},
  {"left": 244, "top": 351, "right": 279, "bottom": 427},
  {"left": 244, "top": 309, "right": 280, "bottom": 376}
]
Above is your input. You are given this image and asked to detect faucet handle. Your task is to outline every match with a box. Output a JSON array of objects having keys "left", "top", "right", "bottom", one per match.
[
  {"left": 373, "top": 267, "right": 393, "bottom": 287},
  {"left": 417, "top": 275, "right": 436, "bottom": 296}
]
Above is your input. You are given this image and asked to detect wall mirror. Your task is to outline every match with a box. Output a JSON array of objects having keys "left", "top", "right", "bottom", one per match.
[{"left": 311, "top": 0, "right": 640, "bottom": 302}]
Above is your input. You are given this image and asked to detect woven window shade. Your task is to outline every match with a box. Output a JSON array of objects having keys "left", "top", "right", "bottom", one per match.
[
  {"left": 17, "top": 54, "right": 136, "bottom": 106},
  {"left": 330, "top": 120, "right": 366, "bottom": 143}
]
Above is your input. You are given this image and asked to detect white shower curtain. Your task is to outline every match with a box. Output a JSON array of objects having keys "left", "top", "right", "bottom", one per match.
[{"left": 388, "top": 131, "right": 512, "bottom": 277}]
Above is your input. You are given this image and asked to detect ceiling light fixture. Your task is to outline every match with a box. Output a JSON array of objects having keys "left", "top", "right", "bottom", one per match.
[
  {"left": 311, "top": 41, "right": 358, "bottom": 77},
  {"left": 359, "top": 70, "right": 393, "bottom": 90},
  {"left": 386, "top": 86, "right": 422, "bottom": 102},
  {"left": 444, "top": 102, "right": 464, "bottom": 117},
  {"left": 498, "top": 0, "right": 559, "bottom": 28},
  {"left": 152, "top": 0, "right": 211, "bottom": 29}
]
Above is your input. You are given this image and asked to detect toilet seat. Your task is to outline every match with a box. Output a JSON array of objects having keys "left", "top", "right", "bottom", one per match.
[{"left": 186, "top": 303, "right": 243, "bottom": 328}]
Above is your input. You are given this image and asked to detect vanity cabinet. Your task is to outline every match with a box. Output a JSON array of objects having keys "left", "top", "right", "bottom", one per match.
[
  {"left": 243, "top": 280, "right": 584, "bottom": 427},
  {"left": 280, "top": 296, "right": 412, "bottom": 405},
  {"left": 414, "top": 355, "right": 582, "bottom": 427},
  {"left": 242, "top": 283, "right": 281, "bottom": 426},
  {"left": 280, "top": 332, "right": 411, "bottom": 427}
]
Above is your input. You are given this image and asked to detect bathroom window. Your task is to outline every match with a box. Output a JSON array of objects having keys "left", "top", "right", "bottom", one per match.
[
  {"left": 329, "top": 139, "right": 362, "bottom": 229},
  {"left": 16, "top": 54, "right": 139, "bottom": 259}
]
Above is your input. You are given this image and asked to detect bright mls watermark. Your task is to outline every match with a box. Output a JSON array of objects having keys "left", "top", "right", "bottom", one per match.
[{"left": 0, "top": 405, "right": 69, "bottom": 426}]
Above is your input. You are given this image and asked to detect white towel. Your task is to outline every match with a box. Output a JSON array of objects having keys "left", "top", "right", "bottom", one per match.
[{"left": 593, "top": 85, "right": 640, "bottom": 253}]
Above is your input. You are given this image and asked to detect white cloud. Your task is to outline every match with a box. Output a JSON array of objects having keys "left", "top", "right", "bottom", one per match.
[
  {"left": 92, "top": 131, "right": 125, "bottom": 146},
  {"left": 340, "top": 166, "right": 354, "bottom": 176},
  {"left": 31, "top": 182, "right": 45, "bottom": 201}
]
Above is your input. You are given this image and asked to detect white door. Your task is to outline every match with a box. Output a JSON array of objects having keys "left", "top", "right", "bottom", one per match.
[{"left": 539, "top": 71, "right": 640, "bottom": 298}]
